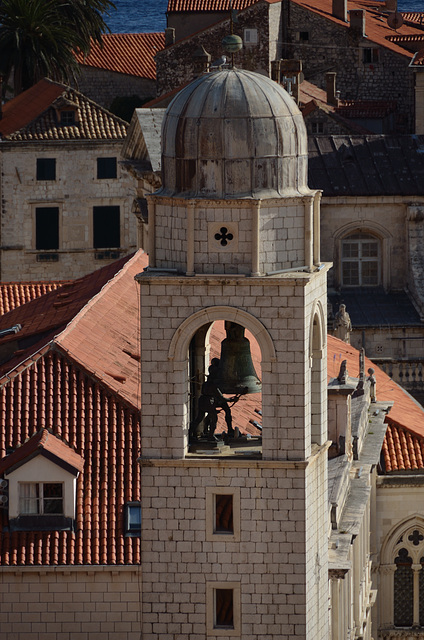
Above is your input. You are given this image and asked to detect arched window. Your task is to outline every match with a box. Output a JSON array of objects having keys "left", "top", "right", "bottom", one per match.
[
  {"left": 341, "top": 232, "right": 380, "bottom": 286},
  {"left": 394, "top": 548, "right": 413, "bottom": 627}
]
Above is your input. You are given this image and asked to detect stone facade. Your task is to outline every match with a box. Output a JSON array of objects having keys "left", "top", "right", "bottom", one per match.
[
  {"left": 76, "top": 67, "right": 156, "bottom": 112},
  {"left": 156, "top": 2, "right": 279, "bottom": 97},
  {"left": 0, "top": 141, "right": 137, "bottom": 281},
  {"left": 0, "top": 567, "right": 141, "bottom": 639},
  {"left": 287, "top": 3, "right": 415, "bottom": 132}
]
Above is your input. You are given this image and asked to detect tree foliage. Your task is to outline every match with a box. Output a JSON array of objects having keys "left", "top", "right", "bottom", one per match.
[{"left": 0, "top": 0, "right": 116, "bottom": 96}]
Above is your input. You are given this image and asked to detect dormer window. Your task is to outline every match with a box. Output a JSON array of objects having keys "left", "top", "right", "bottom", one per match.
[{"left": 60, "top": 110, "right": 76, "bottom": 125}]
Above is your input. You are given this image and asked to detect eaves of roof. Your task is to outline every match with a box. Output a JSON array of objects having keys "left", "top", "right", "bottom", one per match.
[
  {"left": 0, "top": 428, "right": 84, "bottom": 476},
  {"left": 167, "top": 0, "right": 279, "bottom": 11},
  {"left": 0, "top": 281, "right": 71, "bottom": 316},
  {"left": 0, "top": 78, "right": 128, "bottom": 141}
]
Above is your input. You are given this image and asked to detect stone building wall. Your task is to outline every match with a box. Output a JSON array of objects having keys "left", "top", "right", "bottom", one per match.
[
  {"left": 75, "top": 67, "right": 156, "bottom": 112},
  {"left": 0, "top": 141, "right": 137, "bottom": 281},
  {"left": 155, "top": 2, "right": 275, "bottom": 97},
  {"left": 0, "top": 566, "right": 141, "bottom": 639},
  {"left": 287, "top": 3, "right": 415, "bottom": 132}
]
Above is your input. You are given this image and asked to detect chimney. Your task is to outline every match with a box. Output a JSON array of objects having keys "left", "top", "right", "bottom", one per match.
[
  {"left": 350, "top": 9, "right": 366, "bottom": 37},
  {"left": 165, "top": 27, "right": 175, "bottom": 47},
  {"left": 326, "top": 72, "right": 339, "bottom": 106},
  {"left": 385, "top": 0, "right": 397, "bottom": 10},
  {"left": 332, "top": 0, "right": 347, "bottom": 22}
]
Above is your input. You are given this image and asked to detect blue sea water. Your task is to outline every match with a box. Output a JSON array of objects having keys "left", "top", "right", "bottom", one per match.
[{"left": 105, "top": 0, "right": 424, "bottom": 33}]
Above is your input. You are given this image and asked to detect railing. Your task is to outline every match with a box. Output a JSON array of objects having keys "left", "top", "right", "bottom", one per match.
[
  {"left": 379, "top": 629, "right": 424, "bottom": 639},
  {"left": 373, "top": 359, "right": 424, "bottom": 393}
]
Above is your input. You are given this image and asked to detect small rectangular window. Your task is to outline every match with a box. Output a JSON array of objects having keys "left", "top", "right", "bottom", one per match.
[
  {"left": 125, "top": 502, "right": 141, "bottom": 536},
  {"left": 215, "top": 494, "right": 233, "bottom": 534},
  {"left": 215, "top": 589, "right": 234, "bottom": 628},
  {"left": 36, "top": 207, "right": 59, "bottom": 251},
  {"left": 299, "top": 31, "right": 309, "bottom": 41},
  {"left": 311, "top": 122, "right": 324, "bottom": 134},
  {"left": 97, "top": 157, "right": 117, "bottom": 179},
  {"left": 362, "top": 48, "right": 379, "bottom": 64},
  {"left": 60, "top": 110, "right": 76, "bottom": 125},
  {"left": 244, "top": 28, "right": 258, "bottom": 44},
  {"left": 93, "top": 206, "right": 120, "bottom": 249},
  {"left": 19, "top": 483, "right": 63, "bottom": 515},
  {"left": 36, "top": 158, "right": 56, "bottom": 180}
]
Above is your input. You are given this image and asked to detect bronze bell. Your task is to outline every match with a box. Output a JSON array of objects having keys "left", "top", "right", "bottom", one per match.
[{"left": 215, "top": 322, "right": 262, "bottom": 394}]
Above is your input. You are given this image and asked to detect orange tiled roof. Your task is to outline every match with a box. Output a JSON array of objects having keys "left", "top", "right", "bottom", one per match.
[
  {"left": 328, "top": 335, "right": 424, "bottom": 471},
  {"left": 336, "top": 99, "right": 397, "bottom": 118},
  {"left": 0, "top": 281, "right": 70, "bottom": 316},
  {"left": 402, "top": 12, "right": 424, "bottom": 26},
  {"left": 291, "top": 0, "right": 424, "bottom": 59},
  {"left": 167, "top": 0, "right": 268, "bottom": 11},
  {"left": 411, "top": 48, "right": 424, "bottom": 65},
  {"left": 75, "top": 32, "right": 165, "bottom": 80},
  {"left": 0, "top": 429, "right": 84, "bottom": 475},
  {"left": 0, "top": 78, "right": 128, "bottom": 141},
  {"left": 0, "top": 252, "right": 148, "bottom": 566}
]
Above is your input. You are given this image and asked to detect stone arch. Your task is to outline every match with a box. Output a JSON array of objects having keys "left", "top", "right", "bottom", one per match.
[
  {"left": 309, "top": 300, "right": 326, "bottom": 445},
  {"left": 168, "top": 306, "right": 276, "bottom": 364},
  {"left": 379, "top": 515, "right": 424, "bottom": 629},
  {"left": 381, "top": 515, "right": 424, "bottom": 565}
]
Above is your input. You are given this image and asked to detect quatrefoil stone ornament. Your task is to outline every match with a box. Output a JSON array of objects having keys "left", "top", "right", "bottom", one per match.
[{"left": 214, "top": 227, "right": 234, "bottom": 247}]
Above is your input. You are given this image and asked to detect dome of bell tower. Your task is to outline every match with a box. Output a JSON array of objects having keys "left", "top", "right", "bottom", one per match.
[{"left": 160, "top": 68, "right": 309, "bottom": 199}]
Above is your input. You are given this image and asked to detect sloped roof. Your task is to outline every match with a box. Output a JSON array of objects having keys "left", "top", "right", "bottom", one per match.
[
  {"left": 167, "top": 0, "right": 277, "bottom": 11},
  {"left": 0, "top": 429, "right": 84, "bottom": 476},
  {"left": 122, "top": 108, "right": 166, "bottom": 172},
  {"left": 75, "top": 32, "right": 165, "bottom": 80},
  {"left": 0, "top": 253, "right": 148, "bottom": 566},
  {"left": 291, "top": 0, "right": 424, "bottom": 58},
  {"left": 0, "top": 282, "right": 70, "bottom": 316},
  {"left": 327, "top": 334, "right": 424, "bottom": 442},
  {"left": 0, "top": 78, "right": 128, "bottom": 141},
  {"left": 383, "top": 423, "right": 424, "bottom": 472},
  {"left": 0, "top": 251, "right": 147, "bottom": 409},
  {"left": 308, "top": 135, "right": 424, "bottom": 196}
]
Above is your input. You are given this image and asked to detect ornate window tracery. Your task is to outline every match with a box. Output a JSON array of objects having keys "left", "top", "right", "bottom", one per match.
[{"left": 390, "top": 526, "right": 424, "bottom": 628}]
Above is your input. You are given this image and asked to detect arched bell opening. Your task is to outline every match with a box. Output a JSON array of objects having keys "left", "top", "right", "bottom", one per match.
[
  {"left": 188, "top": 319, "right": 263, "bottom": 454},
  {"left": 309, "top": 303, "right": 327, "bottom": 447}
]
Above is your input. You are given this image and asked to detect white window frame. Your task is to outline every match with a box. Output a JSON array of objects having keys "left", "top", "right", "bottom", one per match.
[
  {"left": 19, "top": 481, "right": 64, "bottom": 515},
  {"left": 341, "top": 232, "right": 381, "bottom": 287}
]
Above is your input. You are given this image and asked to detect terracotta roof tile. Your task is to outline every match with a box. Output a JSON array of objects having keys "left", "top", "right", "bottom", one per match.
[
  {"left": 291, "top": 0, "right": 424, "bottom": 58},
  {"left": 75, "top": 32, "right": 165, "bottom": 80},
  {"left": 0, "top": 282, "right": 70, "bottom": 316},
  {"left": 0, "top": 78, "right": 128, "bottom": 141},
  {"left": 336, "top": 100, "right": 397, "bottom": 118},
  {"left": 0, "top": 253, "right": 147, "bottom": 566},
  {"left": 0, "top": 428, "right": 84, "bottom": 475},
  {"left": 167, "top": 0, "right": 275, "bottom": 11},
  {"left": 402, "top": 12, "right": 424, "bottom": 26},
  {"left": 327, "top": 335, "right": 424, "bottom": 439}
]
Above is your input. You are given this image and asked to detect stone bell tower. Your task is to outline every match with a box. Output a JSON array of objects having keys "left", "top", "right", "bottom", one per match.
[{"left": 136, "top": 68, "right": 331, "bottom": 640}]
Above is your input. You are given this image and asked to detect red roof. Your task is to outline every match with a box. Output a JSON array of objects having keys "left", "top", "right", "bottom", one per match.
[
  {"left": 0, "top": 282, "right": 70, "bottom": 316},
  {"left": 0, "top": 252, "right": 148, "bottom": 566},
  {"left": 383, "top": 423, "right": 424, "bottom": 472},
  {"left": 291, "top": 0, "right": 424, "bottom": 59},
  {"left": 0, "top": 429, "right": 84, "bottom": 475},
  {"left": 75, "top": 32, "right": 165, "bottom": 79},
  {"left": 168, "top": 0, "right": 254, "bottom": 10},
  {"left": 0, "top": 78, "right": 128, "bottom": 141}
]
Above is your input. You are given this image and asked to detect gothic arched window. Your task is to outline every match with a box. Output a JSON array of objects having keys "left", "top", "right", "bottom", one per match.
[
  {"left": 390, "top": 527, "right": 424, "bottom": 628},
  {"left": 341, "top": 232, "right": 380, "bottom": 287}
]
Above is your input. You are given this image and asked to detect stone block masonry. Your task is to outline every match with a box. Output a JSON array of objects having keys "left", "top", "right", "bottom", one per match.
[{"left": 0, "top": 566, "right": 141, "bottom": 640}]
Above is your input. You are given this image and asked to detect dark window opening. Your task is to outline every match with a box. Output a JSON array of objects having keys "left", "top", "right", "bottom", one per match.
[
  {"left": 394, "top": 548, "right": 413, "bottom": 627},
  {"left": 215, "top": 494, "right": 233, "bottom": 534},
  {"left": 97, "top": 157, "right": 117, "bottom": 179},
  {"left": 363, "top": 48, "right": 379, "bottom": 64},
  {"left": 36, "top": 158, "right": 56, "bottom": 181},
  {"left": 60, "top": 110, "right": 76, "bottom": 125},
  {"left": 125, "top": 502, "right": 141, "bottom": 537},
  {"left": 215, "top": 589, "right": 234, "bottom": 628},
  {"left": 36, "top": 207, "right": 59, "bottom": 251},
  {"left": 299, "top": 31, "right": 309, "bottom": 41},
  {"left": 93, "top": 206, "right": 120, "bottom": 249}
]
